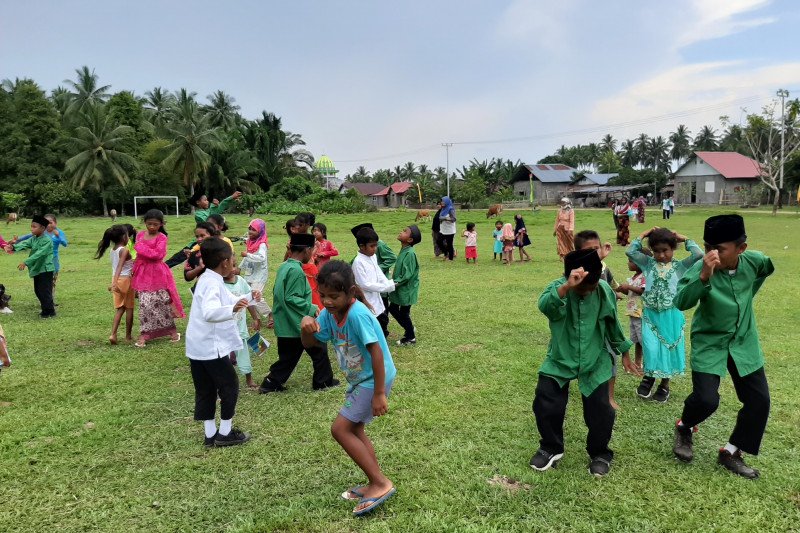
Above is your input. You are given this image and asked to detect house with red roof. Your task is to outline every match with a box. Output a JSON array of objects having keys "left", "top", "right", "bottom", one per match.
[
  {"left": 377, "top": 181, "right": 415, "bottom": 208},
  {"left": 673, "top": 151, "right": 762, "bottom": 205},
  {"left": 340, "top": 181, "right": 415, "bottom": 208},
  {"left": 511, "top": 163, "right": 579, "bottom": 205}
]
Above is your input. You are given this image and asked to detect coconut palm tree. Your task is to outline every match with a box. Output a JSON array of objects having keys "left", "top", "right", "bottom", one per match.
[
  {"left": 600, "top": 134, "right": 617, "bottom": 154},
  {"left": 144, "top": 87, "right": 175, "bottom": 133},
  {"left": 63, "top": 66, "right": 110, "bottom": 117},
  {"left": 205, "top": 90, "right": 240, "bottom": 130},
  {"left": 635, "top": 133, "right": 650, "bottom": 168},
  {"left": 619, "top": 139, "right": 638, "bottom": 167},
  {"left": 693, "top": 125, "right": 719, "bottom": 151},
  {"left": 351, "top": 166, "right": 371, "bottom": 181},
  {"left": 720, "top": 124, "right": 749, "bottom": 155},
  {"left": 669, "top": 124, "right": 692, "bottom": 165},
  {"left": 63, "top": 104, "right": 137, "bottom": 216}
]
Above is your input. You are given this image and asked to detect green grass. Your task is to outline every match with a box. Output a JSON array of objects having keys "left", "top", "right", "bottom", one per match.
[{"left": 1, "top": 207, "right": 799, "bottom": 532}]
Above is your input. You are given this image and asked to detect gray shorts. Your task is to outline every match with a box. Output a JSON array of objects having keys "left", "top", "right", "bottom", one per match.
[
  {"left": 340, "top": 381, "right": 394, "bottom": 424},
  {"left": 630, "top": 317, "right": 643, "bottom": 344}
]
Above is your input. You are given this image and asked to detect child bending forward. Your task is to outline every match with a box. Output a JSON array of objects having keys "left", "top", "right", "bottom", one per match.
[{"left": 300, "top": 260, "right": 397, "bottom": 517}]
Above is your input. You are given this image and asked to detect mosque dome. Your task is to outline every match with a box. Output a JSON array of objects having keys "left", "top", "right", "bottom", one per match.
[{"left": 315, "top": 155, "right": 339, "bottom": 175}]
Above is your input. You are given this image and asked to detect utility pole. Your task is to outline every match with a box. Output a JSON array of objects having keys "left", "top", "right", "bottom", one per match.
[
  {"left": 442, "top": 143, "right": 453, "bottom": 197},
  {"left": 777, "top": 89, "right": 789, "bottom": 205}
]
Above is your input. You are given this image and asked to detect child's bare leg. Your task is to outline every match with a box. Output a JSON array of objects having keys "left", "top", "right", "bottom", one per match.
[
  {"left": 609, "top": 376, "right": 619, "bottom": 410},
  {"left": 245, "top": 373, "right": 258, "bottom": 389},
  {"left": 125, "top": 308, "right": 134, "bottom": 340},
  {"left": 634, "top": 342, "right": 643, "bottom": 368},
  {"left": 110, "top": 308, "right": 125, "bottom": 344},
  {"left": 332, "top": 416, "right": 392, "bottom": 505},
  {"left": 0, "top": 336, "right": 10, "bottom": 367}
]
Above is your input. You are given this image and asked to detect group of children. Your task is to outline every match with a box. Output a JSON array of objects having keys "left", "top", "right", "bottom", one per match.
[{"left": 531, "top": 214, "right": 773, "bottom": 481}]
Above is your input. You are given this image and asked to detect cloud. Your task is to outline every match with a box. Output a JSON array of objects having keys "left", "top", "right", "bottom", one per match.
[
  {"left": 676, "top": 0, "right": 776, "bottom": 48},
  {"left": 493, "top": 0, "right": 579, "bottom": 53}
]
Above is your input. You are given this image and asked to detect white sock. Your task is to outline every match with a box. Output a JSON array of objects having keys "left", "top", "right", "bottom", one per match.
[
  {"left": 723, "top": 442, "right": 739, "bottom": 454},
  {"left": 677, "top": 420, "right": 685, "bottom": 428},
  {"left": 219, "top": 419, "right": 232, "bottom": 436},
  {"left": 204, "top": 419, "right": 217, "bottom": 438}
]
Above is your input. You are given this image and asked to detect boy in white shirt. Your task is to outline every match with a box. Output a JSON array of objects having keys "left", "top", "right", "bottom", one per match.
[
  {"left": 186, "top": 237, "right": 252, "bottom": 447},
  {"left": 352, "top": 227, "right": 395, "bottom": 319}
]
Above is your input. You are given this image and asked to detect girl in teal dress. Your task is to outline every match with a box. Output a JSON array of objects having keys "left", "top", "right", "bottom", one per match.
[{"left": 627, "top": 227, "right": 703, "bottom": 402}]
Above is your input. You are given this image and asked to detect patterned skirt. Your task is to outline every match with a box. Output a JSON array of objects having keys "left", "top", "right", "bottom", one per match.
[
  {"left": 138, "top": 289, "right": 177, "bottom": 341},
  {"left": 555, "top": 226, "right": 574, "bottom": 259}
]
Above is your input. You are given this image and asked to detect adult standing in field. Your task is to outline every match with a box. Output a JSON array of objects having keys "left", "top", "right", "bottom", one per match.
[
  {"left": 431, "top": 200, "right": 443, "bottom": 258},
  {"left": 438, "top": 196, "right": 457, "bottom": 262},
  {"left": 615, "top": 197, "right": 631, "bottom": 246},
  {"left": 610, "top": 200, "right": 620, "bottom": 230},
  {"left": 635, "top": 196, "right": 646, "bottom": 224},
  {"left": 553, "top": 197, "right": 575, "bottom": 260},
  {"left": 662, "top": 196, "right": 671, "bottom": 220}
]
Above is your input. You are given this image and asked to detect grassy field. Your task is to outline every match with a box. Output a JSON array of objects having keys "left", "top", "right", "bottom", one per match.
[{"left": 0, "top": 206, "right": 799, "bottom": 533}]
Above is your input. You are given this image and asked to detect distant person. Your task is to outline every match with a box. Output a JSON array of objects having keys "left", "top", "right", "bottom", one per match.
[
  {"left": 669, "top": 196, "right": 675, "bottom": 216},
  {"left": 662, "top": 196, "right": 671, "bottom": 220},
  {"left": 614, "top": 197, "right": 631, "bottom": 246},
  {"left": 431, "top": 200, "right": 443, "bottom": 258},
  {"left": 350, "top": 223, "right": 397, "bottom": 336},
  {"left": 462, "top": 222, "right": 477, "bottom": 264},
  {"left": 439, "top": 196, "right": 457, "bottom": 261},
  {"left": 553, "top": 197, "right": 575, "bottom": 260},
  {"left": 615, "top": 249, "right": 650, "bottom": 371},
  {"left": 95, "top": 225, "right": 135, "bottom": 345},
  {"left": 514, "top": 214, "right": 532, "bottom": 262}
]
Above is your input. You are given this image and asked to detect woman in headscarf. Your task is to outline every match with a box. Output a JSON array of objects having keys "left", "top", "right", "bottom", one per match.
[
  {"left": 635, "top": 196, "right": 646, "bottom": 224},
  {"left": 438, "top": 196, "right": 457, "bottom": 261},
  {"left": 431, "top": 200, "right": 443, "bottom": 258},
  {"left": 614, "top": 197, "right": 631, "bottom": 246},
  {"left": 553, "top": 197, "right": 575, "bottom": 260}
]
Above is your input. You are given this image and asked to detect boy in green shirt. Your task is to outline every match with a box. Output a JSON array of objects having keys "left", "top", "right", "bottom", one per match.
[
  {"left": 259, "top": 232, "right": 338, "bottom": 393},
  {"left": 673, "top": 214, "right": 773, "bottom": 479},
  {"left": 388, "top": 225, "right": 421, "bottom": 346},
  {"left": 530, "top": 249, "right": 639, "bottom": 477},
  {"left": 6, "top": 216, "right": 56, "bottom": 318}
]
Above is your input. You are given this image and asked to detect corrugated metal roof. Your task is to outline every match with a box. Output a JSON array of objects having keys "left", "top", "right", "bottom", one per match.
[
  {"left": 341, "top": 182, "right": 387, "bottom": 196},
  {"left": 693, "top": 152, "right": 762, "bottom": 179},
  {"left": 522, "top": 164, "right": 577, "bottom": 183},
  {"left": 581, "top": 173, "right": 618, "bottom": 186}
]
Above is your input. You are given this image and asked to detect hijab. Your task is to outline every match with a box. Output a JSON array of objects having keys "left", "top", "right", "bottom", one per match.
[
  {"left": 246, "top": 218, "right": 269, "bottom": 253},
  {"left": 514, "top": 215, "right": 527, "bottom": 233},
  {"left": 560, "top": 197, "right": 573, "bottom": 211},
  {"left": 440, "top": 196, "right": 456, "bottom": 221},
  {"left": 502, "top": 223, "right": 515, "bottom": 240}
]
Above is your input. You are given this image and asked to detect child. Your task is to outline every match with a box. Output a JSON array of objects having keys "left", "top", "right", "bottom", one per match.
[
  {"left": 283, "top": 218, "right": 323, "bottom": 311},
  {"left": 615, "top": 249, "right": 650, "bottom": 370},
  {"left": 353, "top": 226, "right": 396, "bottom": 333},
  {"left": 0, "top": 323, "right": 11, "bottom": 371},
  {"left": 492, "top": 221, "right": 503, "bottom": 261},
  {"left": 190, "top": 190, "right": 242, "bottom": 224},
  {"left": 122, "top": 224, "right": 137, "bottom": 260},
  {"left": 313, "top": 222, "right": 339, "bottom": 269},
  {"left": 0, "top": 283, "right": 11, "bottom": 314},
  {"left": 259, "top": 233, "right": 339, "bottom": 393},
  {"left": 184, "top": 222, "right": 218, "bottom": 288},
  {"left": 627, "top": 227, "right": 702, "bottom": 403},
  {"left": 185, "top": 237, "right": 250, "bottom": 447},
  {"left": 350, "top": 223, "right": 397, "bottom": 336},
  {"left": 223, "top": 270, "right": 262, "bottom": 390},
  {"left": 672, "top": 215, "right": 773, "bottom": 479},
  {"left": 530, "top": 249, "right": 639, "bottom": 477},
  {"left": 514, "top": 214, "right": 531, "bottom": 262},
  {"left": 6, "top": 216, "right": 55, "bottom": 318},
  {"left": 14, "top": 214, "right": 68, "bottom": 303},
  {"left": 299, "top": 261, "right": 397, "bottom": 516},
  {"left": 295, "top": 212, "right": 316, "bottom": 234},
  {"left": 132, "top": 209, "right": 185, "bottom": 347},
  {"left": 239, "top": 218, "right": 271, "bottom": 318},
  {"left": 388, "top": 225, "right": 421, "bottom": 346},
  {"left": 206, "top": 214, "right": 235, "bottom": 253},
  {"left": 95, "top": 225, "right": 135, "bottom": 344},
  {"left": 501, "top": 223, "right": 515, "bottom": 265},
  {"left": 462, "top": 222, "right": 477, "bottom": 263}
]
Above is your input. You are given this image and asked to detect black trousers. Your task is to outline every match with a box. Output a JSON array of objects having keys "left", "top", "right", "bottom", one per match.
[
  {"left": 266, "top": 337, "right": 334, "bottom": 389},
  {"left": 533, "top": 375, "right": 615, "bottom": 460},
  {"left": 680, "top": 357, "right": 770, "bottom": 455},
  {"left": 377, "top": 296, "right": 390, "bottom": 337},
  {"left": 33, "top": 272, "right": 55, "bottom": 316},
  {"left": 388, "top": 303, "right": 415, "bottom": 340},
  {"left": 165, "top": 248, "right": 191, "bottom": 268},
  {"left": 440, "top": 233, "right": 455, "bottom": 260},
  {"left": 662, "top": 209, "right": 671, "bottom": 220},
  {"left": 190, "top": 356, "right": 239, "bottom": 421}
]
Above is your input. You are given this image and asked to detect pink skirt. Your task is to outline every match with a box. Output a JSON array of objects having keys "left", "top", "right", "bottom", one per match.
[{"left": 465, "top": 246, "right": 477, "bottom": 259}]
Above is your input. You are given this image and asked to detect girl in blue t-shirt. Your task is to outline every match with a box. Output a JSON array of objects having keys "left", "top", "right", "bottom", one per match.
[{"left": 299, "top": 260, "right": 397, "bottom": 517}]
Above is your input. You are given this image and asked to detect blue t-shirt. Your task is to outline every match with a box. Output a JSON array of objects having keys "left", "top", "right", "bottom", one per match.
[{"left": 314, "top": 300, "right": 396, "bottom": 391}]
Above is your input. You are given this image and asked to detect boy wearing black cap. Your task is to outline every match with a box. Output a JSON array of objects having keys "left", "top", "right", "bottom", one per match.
[
  {"left": 530, "top": 249, "right": 639, "bottom": 477},
  {"left": 672, "top": 214, "right": 773, "bottom": 479},
  {"left": 259, "top": 232, "right": 339, "bottom": 393},
  {"left": 6, "top": 216, "right": 56, "bottom": 318},
  {"left": 388, "top": 225, "right": 421, "bottom": 346}
]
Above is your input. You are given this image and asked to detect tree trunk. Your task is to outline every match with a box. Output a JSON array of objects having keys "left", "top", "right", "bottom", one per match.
[
  {"left": 102, "top": 196, "right": 108, "bottom": 218},
  {"left": 777, "top": 187, "right": 785, "bottom": 209},
  {"left": 772, "top": 187, "right": 780, "bottom": 214}
]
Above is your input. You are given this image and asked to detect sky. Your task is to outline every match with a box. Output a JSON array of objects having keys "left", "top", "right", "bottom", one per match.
[{"left": 2, "top": 0, "right": 800, "bottom": 177}]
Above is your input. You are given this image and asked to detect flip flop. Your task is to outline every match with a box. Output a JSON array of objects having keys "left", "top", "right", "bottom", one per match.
[
  {"left": 134, "top": 341, "right": 146, "bottom": 348},
  {"left": 340, "top": 485, "right": 365, "bottom": 501},
  {"left": 170, "top": 333, "right": 182, "bottom": 343},
  {"left": 353, "top": 486, "right": 396, "bottom": 516}
]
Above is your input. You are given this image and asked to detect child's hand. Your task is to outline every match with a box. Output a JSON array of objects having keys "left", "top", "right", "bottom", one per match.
[
  {"left": 616, "top": 283, "right": 630, "bottom": 293},
  {"left": 231, "top": 191, "right": 243, "bottom": 201},
  {"left": 372, "top": 392, "right": 388, "bottom": 417},
  {"left": 233, "top": 298, "right": 249, "bottom": 312},
  {"left": 700, "top": 250, "right": 720, "bottom": 282},
  {"left": 251, "top": 290, "right": 262, "bottom": 302},
  {"left": 566, "top": 267, "right": 588, "bottom": 289},
  {"left": 241, "top": 251, "right": 247, "bottom": 257},
  {"left": 621, "top": 352, "right": 642, "bottom": 376},
  {"left": 17, "top": 263, "right": 26, "bottom": 271},
  {"left": 601, "top": 242, "right": 612, "bottom": 259},
  {"left": 300, "top": 316, "right": 320, "bottom": 334},
  {"left": 640, "top": 227, "right": 657, "bottom": 239},
  {"left": 253, "top": 318, "right": 262, "bottom": 330},
  {"left": 183, "top": 248, "right": 191, "bottom": 257},
  {"left": 673, "top": 232, "right": 687, "bottom": 243},
  {"left": 212, "top": 198, "right": 220, "bottom": 206},
  {"left": 112, "top": 283, "right": 120, "bottom": 293}
]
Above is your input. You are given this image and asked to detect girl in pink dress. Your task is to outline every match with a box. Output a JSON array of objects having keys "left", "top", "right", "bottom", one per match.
[{"left": 132, "top": 209, "right": 184, "bottom": 347}]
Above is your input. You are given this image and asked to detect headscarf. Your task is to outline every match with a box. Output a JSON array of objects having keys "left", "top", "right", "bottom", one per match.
[
  {"left": 514, "top": 215, "right": 527, "bottom": 233},
  {"left": 560, "top": 197, "right": 573, "bottom": 211},
  {"left": 246, "top": 218, "right": 269, "bottom": 253},
  {"left": 440, "top": 196, "right": 456, "bottom": 222},
  {"left": 501, "top": 223, "right": 515, "bottom": 240}
]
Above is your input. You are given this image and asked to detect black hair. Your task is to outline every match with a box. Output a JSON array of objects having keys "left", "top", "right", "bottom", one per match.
[
  {"left": 317, "top": 260, "right": 372, "bottom": 312},
  {"left": 207, "top": 213, "right": 228, "bottom": 232},
  {"left": 296, "top": 212, "right": 315, "bottom": 227},
  {"left": 195, "top": 221, "right": 219, "bottom": 237},
  {"left": 122, "top": 223, "right": 136, "bottom": 243},
  {"left": 466, "top": 222, "right": 475, "bottom": 231},
  {"left": 285, "top": 218, "right": 299, "bottom": 237},
  {"left": 289, "top": 241, "right": 315, "bottom": 254},
  {"left": 95, "top": 225, "right": 128, "bottom": 259},
  {"left": 200, "top": 237, "right": 233, "bottom": 269},
  {"left": 312, "top": 222, "right": 327, "bottom": 238},
  {"left": 356, "top": 227, "right": 379, "bottom": 246},
  {"left": 44, "top": 213, "right": 56, "bottom": 223},
  {"left": 648, "top": 228, "right": 678, "bottom": 249},
  {"left": 142, "top": 209, "right": 167, "bottom": 235},
  {"left": 574, "top": 230, "right": 600, "bottom": 249},
  {"left": 495, "top": 220, "right": 503, "bottom": 225}
]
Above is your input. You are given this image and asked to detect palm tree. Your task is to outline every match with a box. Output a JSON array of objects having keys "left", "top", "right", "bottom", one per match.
[
  {"left": 63, "top": 66, "right": 110, "bottom": 116},
  {"left": 351, "top": 166, "right": 370, "bottom": 181},
  {"left": 63, "top": 104, "right": 137, "bottom": 216},
  {"left": 600, "top": 134, "right": 617, "bottom": 154},
  {"left": 50, "top": 86, "right": 71, "bottom": 119},
  {"left": 619, "top": 139, "right": 638, "bottom": 167},
  {"left": 205, "top": 90, "right": 240, "bottom": 130},
  {"left": 280, "top": 131, "right": 314, "bottom": 170},
  {"left": 635, "top": 133, "right": 650, "bottom": 168},
  {"left": 669, "top": 124, "right": 692, "bottom": 165},
  {"left": 144, "top": 87, "right": 175, "bottom": 133},
  {"left": 646, "top": 136, "right": 671, "bottom": 172},
  {"left": 720, "top": 124, "right": 749, "bottom": 155},
  {"left": 402, "top": 161, "right": 417, "bottom": 182},
  {"left": 693, "top": 125, "right": 719, "bottom": 151}
]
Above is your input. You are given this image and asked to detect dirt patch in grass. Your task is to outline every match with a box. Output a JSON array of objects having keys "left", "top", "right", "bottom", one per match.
[
  {"left": 487, "top": 474, "right": 531, "bottom": 491},
  {"left": 456, "top": 344, "right": 483, "bottom": 352},
  {"left": 76, "top": 340, "right": 94, "bottom": 348}
]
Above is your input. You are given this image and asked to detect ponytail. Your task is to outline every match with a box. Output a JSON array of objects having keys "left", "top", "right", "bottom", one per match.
[{"left": 95, "top": 225, "right": 126, "bottom": 259}]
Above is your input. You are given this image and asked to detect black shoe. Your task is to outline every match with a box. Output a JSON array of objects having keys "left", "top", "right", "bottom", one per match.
[
  {"left": 529, "top": 449, "right": 563, "bottom": 471},
  {"left": 718, "top": 449, "right": 760, "bottom": 479},
  {"left": 258, "top": 378, "right": 286, "bottom": 394},
  {"left": 637, "top": 376, "right": 655, "bottom": 399},
  {"left": 214, "top": 428, "right": 250, "bottom": 447},
  {"left": 588, "top": 456, "right": 612, "bottom": 477},
  {"left": 313, "top": 378, "right": 341, "bottom": 391},
  {"left": 673, "top": 424, "right": 695, "bottom": 463},
  {"left": 652, "top": 386, "right": 670, "bottom": 403},
  {"left": 396, "top": 337, "right": 416, "bottom": 347},
  {"left": 39, "top": 312, "right": 56, "bottom": 319},
  {"left": 204, "top": 432, "right": 218, "bottom": 447}
]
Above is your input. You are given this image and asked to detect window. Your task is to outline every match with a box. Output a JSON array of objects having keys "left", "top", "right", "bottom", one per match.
[{"left": 705, "top": 181, "right": 715, "bottom": 193}]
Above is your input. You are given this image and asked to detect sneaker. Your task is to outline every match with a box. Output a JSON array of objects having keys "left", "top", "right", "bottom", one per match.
[
  {"left": 396, "top": 337, "right": 416, "bottom": 347},
  {"left": 0, "top": 307, "right": 12, "bottom": 314},
  {"left": 718, "top": 449, "right": 760, "bottom": 479},
  {"left": 258, "top": 378, "right": 287, "bottom": 394},
  {"left": 313, "top": 378, "right": 341, "bottom": 391},
  {"left": 652, "top": 386, "right": 670, "bottom": 403},
  {"left": 636, "top": 376, "right": 655, "bottom": 399},
  {"left": 39, "top": 313, "right": 56, "bottom": 319},
  {"left": 673, "top": 423, "right": 695, "bottom": 463},
  {"left": 214, "top": 428, "right": 250, "bottom": 447},
  {"left": 529, "top": 449, "right": 563, "bottom": 471},
  {"left": 588, "top": 456, "right": 612, "bottom": 477},
  {"left": 204, "top": 433, "right": 218, "bottom": 447}
]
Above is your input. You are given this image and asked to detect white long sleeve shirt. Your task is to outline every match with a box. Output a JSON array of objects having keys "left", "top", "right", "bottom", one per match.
[
  {"left": 185, "top": 269, "right": 244, "bottom": 360},
  {"left": 353, "top": 252, "right": 395, "bottom": 315}
]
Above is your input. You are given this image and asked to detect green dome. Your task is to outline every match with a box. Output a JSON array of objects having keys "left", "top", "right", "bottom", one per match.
[{"left": 315, "top": 155, "right": 339, "bottom": 174}]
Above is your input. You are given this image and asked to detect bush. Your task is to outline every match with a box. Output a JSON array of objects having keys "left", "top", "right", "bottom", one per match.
[{"left": 258, "top": 188, "right": 368, "bottom": 215}]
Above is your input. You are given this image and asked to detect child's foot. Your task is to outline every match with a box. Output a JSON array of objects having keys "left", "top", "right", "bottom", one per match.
[
  {"left": 652, "top": 386, "right": 670, "bottom": 403},
  {"left": 246, "top": 379, "right": 259, "bottom": 390},
  {"left": 636, "top": 376, "right": 656, "bottom": 399},
  {"left": 341, "top": 485, "right": 366, "bottom": 501},
  {"left": 170, "top": 332, "right": 181, "bottom": 343},
  {"left": 204, "top": 432, "right": 218, "bottom": 447},
  {"left": 717, "top": 449, "right": 760, "bottom": 479},
  {"left": 588, "top": 456, "right": 612, "bottom": 477},
  {"left": 134, "top": 339, "right": 146, "bottom": 348},
  {"left": 673, "top": 423, "right": 695, "bottom": 462},
  {"left": 0, "top": 339, "right": 10, "bottom": 368},
  {"left": 258, "top": 377, "right": 287, "bottom": 394},
  {"left": 396, "top": 337, "right": 416, "bottom": 347},
  {"left": 214, "top": 428, "right": 250, "bottom": 447},
  {"left": 353, "top": 482, "right": 396, "bottom": 516},
  {"left": 109, "top": 335, "right": 118, "bottom": 345}
]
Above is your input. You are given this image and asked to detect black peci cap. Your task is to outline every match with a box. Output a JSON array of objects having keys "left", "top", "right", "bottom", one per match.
[{"left": 704, "top": 214, "right": 746, "bottom": 245}]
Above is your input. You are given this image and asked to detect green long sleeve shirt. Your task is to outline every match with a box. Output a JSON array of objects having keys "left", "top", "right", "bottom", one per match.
[
  {"left": 538, "top": 278, "right": 633, "bottom": 396},
  {"left": 272, "top": 259, "right": 316, "bottom": 338},
  {"left": 674, "top": 250, "right": 774, "bottom": 377},
  {"left": 13, "top": 234, "right": 55, "bottom": 277},
  {"left": 388, "top": 245, "right": 420, "bottom": 306},
  {"left": 194, "top": 195, "right": 235, "bottom": 224},
  {"left": 350, "top": 239, "right": 397, "bottom": 276}
]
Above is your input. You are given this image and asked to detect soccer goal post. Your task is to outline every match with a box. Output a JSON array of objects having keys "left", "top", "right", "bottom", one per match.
[{"left": 133, "top": 196, "right": 180, "bottom": 219}]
